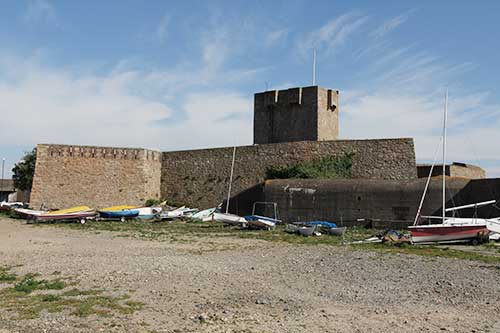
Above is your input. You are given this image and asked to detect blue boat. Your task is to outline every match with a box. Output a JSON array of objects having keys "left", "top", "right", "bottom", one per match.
[{"left": 98, "top": 209, "right": 139, "bottom": 219}]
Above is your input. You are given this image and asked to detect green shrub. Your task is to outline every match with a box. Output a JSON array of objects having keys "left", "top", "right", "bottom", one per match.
[
  {"left": 144, "top": 199, "right": 161, "bottom": 207},
  {"left": 265, "top": 153, "right": 354, "bottom": 180},
  {"left": 14, "top": 274, "right": 66, "bottom": 294}
]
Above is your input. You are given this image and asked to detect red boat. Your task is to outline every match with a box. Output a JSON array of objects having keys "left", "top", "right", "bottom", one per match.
[
  {"left": 409, "top": 91, "right": 498, "bottom": 244},
  {"left": 408, "top": 222, "right": 490, "bottom": 244}
]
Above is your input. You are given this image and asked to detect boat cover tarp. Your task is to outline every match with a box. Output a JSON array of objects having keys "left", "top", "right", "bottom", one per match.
[{"left": 304, "top": 221, "right": 337, "bottom": 228}]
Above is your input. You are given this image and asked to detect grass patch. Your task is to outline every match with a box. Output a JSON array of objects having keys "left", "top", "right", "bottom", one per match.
[
  {"left": 0, "top": 266, "right": 17, "bottom": 282},
  {"left": 13, "top": 274, "right": 66, "bottom": 294},
  {"left": 0, "top": 266, "right": 143, "bottom": 319}
]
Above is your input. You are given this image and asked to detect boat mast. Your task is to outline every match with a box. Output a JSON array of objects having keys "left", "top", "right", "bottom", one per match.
[
  {"left": 442, "top": 89, "right": 448, "bottom": 223},
  {"left": 413, "top": 136, "right": 442, "bottom": 225},
  {"left": 226, "top": 146, "right": 237, "bottom": 214}
]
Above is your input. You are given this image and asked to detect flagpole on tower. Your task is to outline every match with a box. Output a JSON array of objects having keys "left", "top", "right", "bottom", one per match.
[{"left": 312, "top": 48, "right": 317, "bottom": 86}]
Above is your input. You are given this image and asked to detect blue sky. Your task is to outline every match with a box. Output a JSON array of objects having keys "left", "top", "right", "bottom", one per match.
[{"left": 0, "top": 0, "right": 499, "bottom": 177}]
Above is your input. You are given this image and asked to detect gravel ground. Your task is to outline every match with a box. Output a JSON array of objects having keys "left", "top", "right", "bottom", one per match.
[{"left": 1, "top": 216, "right": 499, "bottom": 333}]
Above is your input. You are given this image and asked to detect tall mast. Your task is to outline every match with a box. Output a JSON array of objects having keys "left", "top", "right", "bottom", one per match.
[
  {"left": 312, "top": 48, "right": 317, "bottom": 86},
  {"left": 442, "top": 88, "right": 448, "bottom": 223},
  {"left": 226, "top": 146, "right": 237, "bottom": 214}
]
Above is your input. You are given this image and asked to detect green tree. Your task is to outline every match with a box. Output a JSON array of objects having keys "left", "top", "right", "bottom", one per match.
[{"left": 12, "top": 148, "right": 37, "bottom": 191}]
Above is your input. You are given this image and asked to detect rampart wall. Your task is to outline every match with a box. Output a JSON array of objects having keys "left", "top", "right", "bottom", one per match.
[
  {"left": 31, "top": 138, "right": 417, "bottom": 210},
  {"left": 161, "top": 138, "right": 417, "bottom": 209},
  {"left": 30, "top": 144, "right": 161, "bottom": 209}
]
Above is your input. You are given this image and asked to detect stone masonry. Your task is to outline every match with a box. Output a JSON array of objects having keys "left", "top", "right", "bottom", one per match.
[
  {"left": 30, "top": 144, "right": 161, "bottom": 209},
  {"left": 161, "top": 138, "right": 417, "bottom": 209},
  {"left": 254, "top": 86, "right": 339, "bottom": 144}
]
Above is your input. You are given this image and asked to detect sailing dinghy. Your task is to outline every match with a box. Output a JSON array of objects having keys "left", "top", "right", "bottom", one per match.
[{"left": 408, "top": 90, "right": 498, "bottom": 244}]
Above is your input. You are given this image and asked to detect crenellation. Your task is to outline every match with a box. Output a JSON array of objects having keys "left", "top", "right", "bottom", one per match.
[
  {"left": 254, "top": 86, "right": 339, "bottom": 144},
  {"left": 39, "top": 144, "right": 159, "bottom": 161}
]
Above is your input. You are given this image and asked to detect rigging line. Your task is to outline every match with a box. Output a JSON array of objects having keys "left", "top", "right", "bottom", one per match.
[{"left": 413, "top": 135, "right": 443, "bottom": 226}]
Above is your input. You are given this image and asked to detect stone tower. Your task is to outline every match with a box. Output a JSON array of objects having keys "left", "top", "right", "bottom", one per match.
[{"left": 253, "top": 86, "right": 339, "bottom": 144}]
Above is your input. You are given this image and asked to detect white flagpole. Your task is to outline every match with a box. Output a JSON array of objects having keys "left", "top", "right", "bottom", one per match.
[{"left": 312, "top": 48, "right": 317, "bottom": 86}]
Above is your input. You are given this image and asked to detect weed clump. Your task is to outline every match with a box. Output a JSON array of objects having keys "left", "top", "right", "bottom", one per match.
[
  {"left": 0, "top": 267, "right": 144, "bottom": 319},
  {"left": 0, "top": 266, "right": 17, "bottom": 282},
  {"left": 14, "top": 274, "right": 66, "bottom": 294},
  {"left": 265, "top": 153, "right": 354, "bottom": 180}
]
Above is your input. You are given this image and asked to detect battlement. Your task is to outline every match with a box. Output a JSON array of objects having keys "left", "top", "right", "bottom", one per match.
[
  {"left": 37, "top": 144, "right": 161, "bottom": 161},
  {"left": 254, "top": 86, "right": 339, "bottom": 144},
  {"left": 255, "top": 86, "right": 338, "bottom": 109}
]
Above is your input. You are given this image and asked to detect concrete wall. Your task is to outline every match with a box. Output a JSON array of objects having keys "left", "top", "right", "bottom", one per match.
[
  {"left": 161, "top": 138, "right": 417, "bottom": 209},
  {"left": 417, "top": 163, "right": 486, "bottom": 179},
  {"left": 247, "top": 177, "right": 500, "bottom": 228},
  {"left": 30, "top": 144, "right": 161, "bottom": 209},
  {"left": 0, "top": 180, "right": 15, "bottom": 202},
  {"left": 253, "top": 86, "right": 339, "bottom": 144}
]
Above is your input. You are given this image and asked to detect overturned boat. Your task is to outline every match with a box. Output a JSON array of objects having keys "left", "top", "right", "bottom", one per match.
[
  {"left": 190, "top": 208, "right": 217, "bottom": 222},
  {"left": 212, "top": 212, "right": 247, "bottom": 227},
  {"left": 136, "top": 207, "right": 162, "bottom": 220},
  {"left": 244, "top": 215, "right": 278, "bottom": 230}
]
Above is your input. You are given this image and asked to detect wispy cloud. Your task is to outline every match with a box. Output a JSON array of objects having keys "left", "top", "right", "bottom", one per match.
[
  {"left": 370, "top": 14, "right": 408, "bottom": 40},
  {"left": 155, "top": 13, "right": 170, "bottom": 42},
  {"left": 265, "top": 28, "right": 289, "bottom": 46},
  {"left": 23, "top": 0, "right": 57, "bottom": 25},
  {"left": 300, "top": 12, "right": 368, "bottom": 57}
]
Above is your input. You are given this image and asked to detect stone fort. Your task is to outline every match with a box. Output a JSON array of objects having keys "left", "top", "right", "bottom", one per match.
[{"left": 30, "top": 86, "right": 492, "bottom": 224}]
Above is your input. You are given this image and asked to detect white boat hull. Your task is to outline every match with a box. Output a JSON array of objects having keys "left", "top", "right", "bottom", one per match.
[
  {"left": 213, "top": 212, "right": 247, "bottom": 226},
  {"left": 248, "top": 219, "right": 275, "bottom": 230}
]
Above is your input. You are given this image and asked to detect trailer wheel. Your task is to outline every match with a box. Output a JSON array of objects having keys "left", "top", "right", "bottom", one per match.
[
  {"left": 80, "top": 218, "right": 86, "bottom": 225},
  {"left": 471, "top": 238, "right": 479, "bottom": 246},
  {"left": 120, "top": 217, "right": 126, "bottom": 223}
]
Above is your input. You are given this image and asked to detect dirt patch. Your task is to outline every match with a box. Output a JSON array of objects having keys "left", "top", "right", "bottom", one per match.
[{"left": 1, "top": 216, "right": 499, "bottom": 332}]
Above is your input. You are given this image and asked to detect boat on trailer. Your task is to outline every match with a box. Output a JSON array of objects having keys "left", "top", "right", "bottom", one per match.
[
  {"left": 98, "top": 209, "right": 139, "bottom": 220},
  {"left": 244, "top": 202, "right": 281, "bottom": 230},
  {"left": 27, "top": 206, "right": 96, "bottom": 224}
]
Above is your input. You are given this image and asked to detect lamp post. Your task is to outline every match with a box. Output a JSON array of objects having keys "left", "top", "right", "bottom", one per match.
[{"left": 1, "top": 158, "right": 4, "bottom": 188}]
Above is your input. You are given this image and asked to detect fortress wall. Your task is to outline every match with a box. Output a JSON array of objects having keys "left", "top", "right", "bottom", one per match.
[
  {"left": 30, "top": 144, "right": 161, "bottom": 209},
  {"left": 161, "top": 138, "right": 417, "bottom": 209}
]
